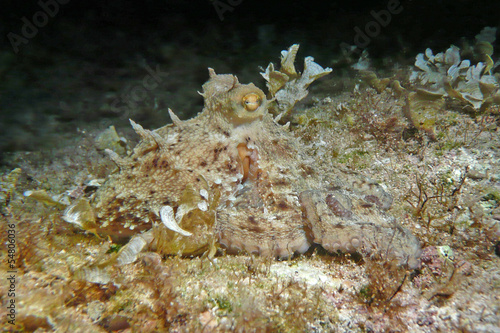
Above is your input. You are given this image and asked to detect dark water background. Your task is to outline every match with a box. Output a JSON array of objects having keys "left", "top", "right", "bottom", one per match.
[{"left": 1, "top": 0, "right": 499, "bottom": 162}]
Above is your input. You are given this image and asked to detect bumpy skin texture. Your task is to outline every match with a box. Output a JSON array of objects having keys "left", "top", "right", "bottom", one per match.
[{"left": 93, "top": 69, "right": 421, "bottom": 268}]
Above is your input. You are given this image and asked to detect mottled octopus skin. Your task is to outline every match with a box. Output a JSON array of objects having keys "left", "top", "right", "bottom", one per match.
[{"left": 93, "top": 69, "right": 421, "bottom": 268}]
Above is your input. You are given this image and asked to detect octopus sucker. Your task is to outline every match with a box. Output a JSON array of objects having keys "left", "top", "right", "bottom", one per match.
[{"left": 77, "top": 49, "right": 421, "bottom": 268}]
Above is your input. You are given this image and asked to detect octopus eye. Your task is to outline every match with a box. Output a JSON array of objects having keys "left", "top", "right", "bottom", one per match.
[{"left": 242, "top": 93, "right": 261, "bottom": 112}]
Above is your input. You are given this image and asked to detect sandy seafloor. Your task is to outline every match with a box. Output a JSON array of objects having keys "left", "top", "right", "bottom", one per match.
[{"left": 1, "top": 3, "right": 500, "bottom": 332}]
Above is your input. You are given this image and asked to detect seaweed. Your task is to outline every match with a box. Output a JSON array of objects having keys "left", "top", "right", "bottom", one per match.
[{"left": 261, "top": 44, "right": 332, "bottom": 121}]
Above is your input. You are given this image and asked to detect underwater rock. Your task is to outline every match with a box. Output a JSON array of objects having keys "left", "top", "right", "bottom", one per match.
[
  {"left": 94, "top": 125, "right": 128, "bottom": 155},
  {"left": 1, "top": 168, "right": 22, "bottom": 211},
  {"left": 24, "top": 189, "right": 67, "bottom": 209},
  {"left": 403, "top": 89, "right": 445, "bottom": 140}
]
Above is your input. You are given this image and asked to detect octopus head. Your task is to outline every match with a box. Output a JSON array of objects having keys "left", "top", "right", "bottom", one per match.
[
  {"left": 226, "top": 84, "right": 267, "bottom": 125},
  {"left": 202, "top": 68, "right": 268, "bottom": 125}
]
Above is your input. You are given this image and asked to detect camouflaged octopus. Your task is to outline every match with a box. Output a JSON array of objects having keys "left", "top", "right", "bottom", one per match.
[{"left": 88, "top": 68, "right": 421, "bottom": 269}]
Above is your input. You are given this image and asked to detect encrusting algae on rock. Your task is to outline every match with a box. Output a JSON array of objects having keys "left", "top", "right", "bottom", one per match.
[{"left": 64, "top": 45, "right": 421, "bottom": 268}]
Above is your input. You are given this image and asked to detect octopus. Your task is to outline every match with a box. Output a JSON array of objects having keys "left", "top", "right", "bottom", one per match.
[{"left": 87, "top": 68, "right": 421, "bottom": 269}]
